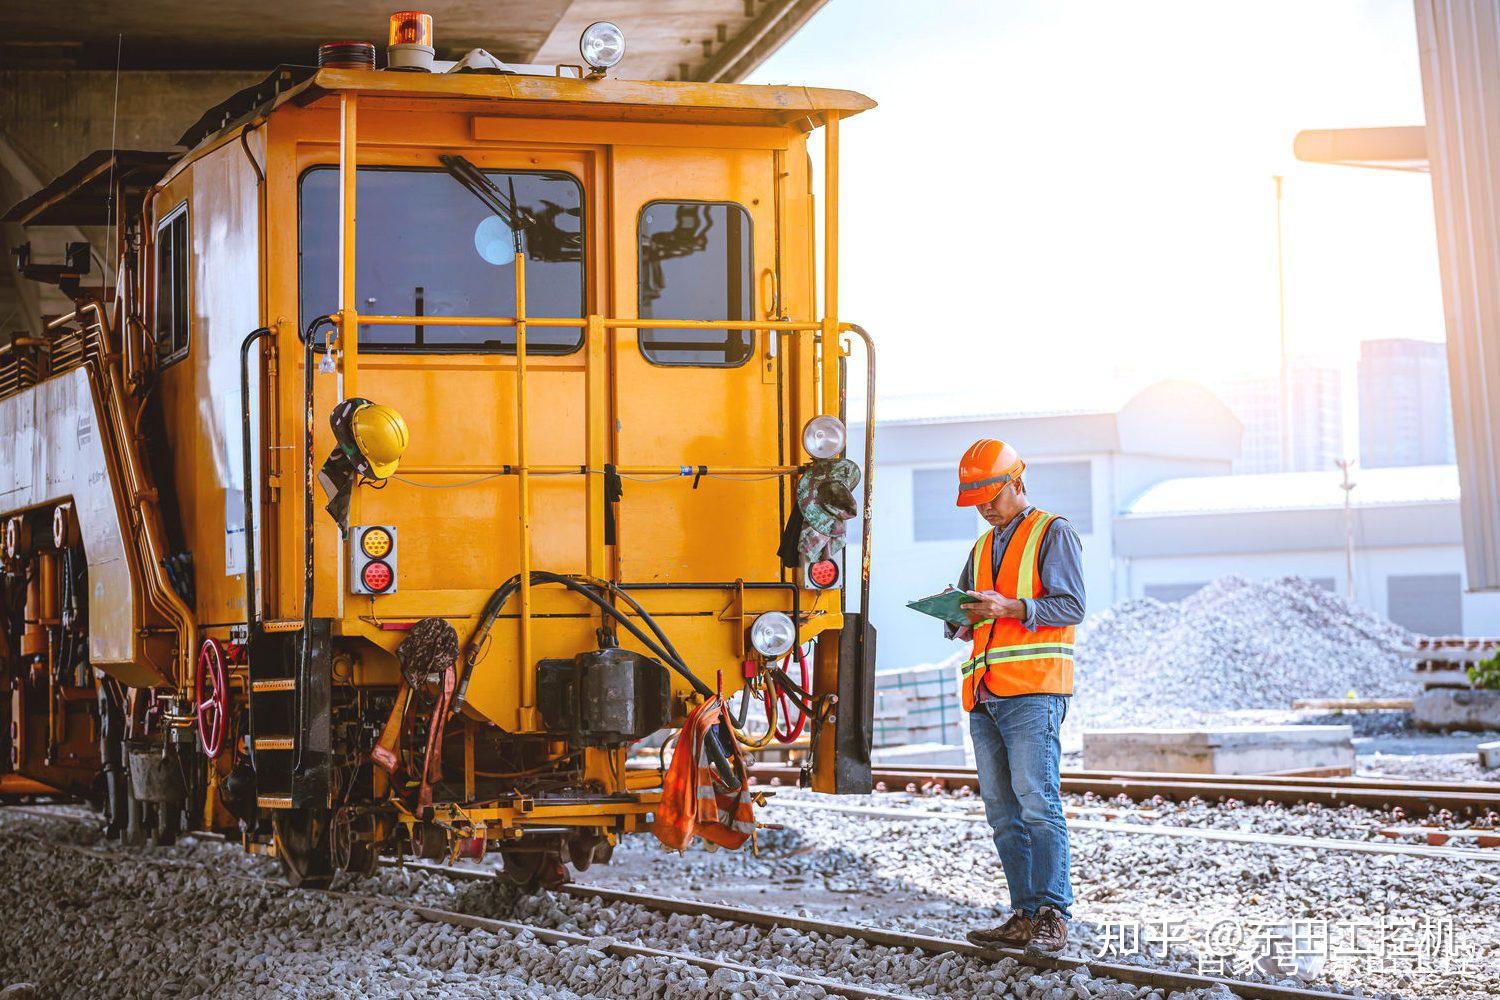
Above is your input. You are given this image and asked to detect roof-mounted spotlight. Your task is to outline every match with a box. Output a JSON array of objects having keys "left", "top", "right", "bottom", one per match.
[{"left": 580, "top": 21, "right": 625, "bottom": 76}]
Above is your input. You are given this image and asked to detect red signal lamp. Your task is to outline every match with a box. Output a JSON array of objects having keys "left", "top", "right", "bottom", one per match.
[
  {"left": 361, "top": 560, "right": 394, "bottom": 593},
  {"left": 808, "top": 558, "right": 839, "bottom": 589}
]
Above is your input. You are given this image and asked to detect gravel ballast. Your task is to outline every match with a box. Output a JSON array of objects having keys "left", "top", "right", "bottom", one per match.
[
  {"left": 0, "top": 807, "right": 1240, "bottom": 1000},
  {"left": 4, "top": 793, "right": 1494, "bottom": 999},
  {"left": 1070, "top": 577, "right": 1418, "bottom": 732}
]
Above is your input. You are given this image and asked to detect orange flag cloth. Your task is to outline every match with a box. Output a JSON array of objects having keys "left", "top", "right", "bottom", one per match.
[{"left": 653, "top": 697, "right": 756, "bottom": 851}]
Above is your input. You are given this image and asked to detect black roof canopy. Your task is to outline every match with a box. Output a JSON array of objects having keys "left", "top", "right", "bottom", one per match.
[{"left": 2, "top": 149, "right": 178, "bottom": 227}]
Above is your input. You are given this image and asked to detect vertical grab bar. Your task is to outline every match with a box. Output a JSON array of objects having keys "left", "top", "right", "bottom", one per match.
[{"left": 515, "top": 249, "right": 537, "bottom": 729}]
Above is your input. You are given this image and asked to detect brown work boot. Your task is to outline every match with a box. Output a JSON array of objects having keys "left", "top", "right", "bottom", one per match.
[
  {"left": 966, "top": 911, "right": 1033, "bottom": 950},
  {"left": 1026, "top": 905, "right": 1068, "bottom": 953}
]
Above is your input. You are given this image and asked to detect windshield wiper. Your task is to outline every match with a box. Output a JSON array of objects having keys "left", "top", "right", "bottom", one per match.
[
  {"left": 438, "top": 153, "right": 529, "bottom": 249},
  {"left": 439, "top": 153, "right": 582, "bottom": 264}
]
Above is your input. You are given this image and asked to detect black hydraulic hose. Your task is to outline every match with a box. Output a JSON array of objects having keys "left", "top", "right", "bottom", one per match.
[
  {"left": 462, "top": 572, "right": 739, "bottom": 790},
  {"left": 523, "top": 573, "right": 739, "bottom": 790},
  {"left": 764, "top": 663, "right": 817, "bottom": 714},
  {"left": 604, "top": 582, "right": 688, "bottom": 675},
  {"left": 460, "top": 574, "right": 682, "bottom": 697},
  {"left": 239, "top": 327, "right": 272, "bottom": 632},
  {"left": 297, "top": 315, "right": 336, "bottom": 776},
  {"left": 529, "top": 571, "right": 710, "bottom": 697}
]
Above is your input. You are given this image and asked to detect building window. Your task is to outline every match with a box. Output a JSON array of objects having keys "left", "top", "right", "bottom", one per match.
[
  {"left": 1024, "top": 460, "right": 1093, "bottom": 533},
  {"left": 1143, "top": 582, "right": 1205, "bottom": 603},
  {"left": 299, "top": 166, "right": 585, "bottom": 353},
  {"left": 154, "top": 203, "right": 190, "bottom": 365},
  {"left": 637, "top": 201, "right": 753, "bottom": 366},
  {"left": 1386, "top": 573, "right": 1462, "bottom": 636},
  {"left": 912, "top": 469, "right": 978, "bottom": 542}
]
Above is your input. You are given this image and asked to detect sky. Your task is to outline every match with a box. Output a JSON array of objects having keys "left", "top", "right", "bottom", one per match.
[{"left": 747, "top": 0, "right": 1443, "bottom": 414}]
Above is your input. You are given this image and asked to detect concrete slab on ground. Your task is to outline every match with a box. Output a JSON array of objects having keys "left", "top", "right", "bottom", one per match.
[
  {"left": 1414, "top": 689, "right": 1500, "bottom": 731},
  {"left": 1479, "top": 740, "right": 1500, "bottom": 770},
  {"left": 871, "top": 742, "right": 967, "bottom": 767},
  {"left": 1081, "top": 725, "right": 1355, "bottom": 775}
]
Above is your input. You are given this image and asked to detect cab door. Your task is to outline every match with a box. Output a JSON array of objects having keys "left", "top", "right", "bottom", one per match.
[{"left": 610, "top": 144, "right": 787, "bottom": 585}]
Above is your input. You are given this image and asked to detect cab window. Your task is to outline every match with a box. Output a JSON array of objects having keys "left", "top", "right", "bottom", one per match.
[
  {"left": 299, "top": 166, "right": 584, "bottom": 353},
  {"left": 638, "top": 201, "right": 753, "bottom": 367},
  {"left": 154, "top": 203, "right": 190, "bottom": 365}
]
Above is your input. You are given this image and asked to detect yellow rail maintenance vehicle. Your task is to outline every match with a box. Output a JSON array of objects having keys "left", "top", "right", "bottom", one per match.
[{"left": 0, "top": 15, "right": 877, "bottom": 887}]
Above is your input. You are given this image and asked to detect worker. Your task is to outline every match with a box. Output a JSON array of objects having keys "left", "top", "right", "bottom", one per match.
[{"left": 947, "top": 439, "right": 1084, "bottom": 955}]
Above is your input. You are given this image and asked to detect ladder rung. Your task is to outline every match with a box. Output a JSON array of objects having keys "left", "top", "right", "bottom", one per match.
[
  {"left": 253, "top": 737, "right": 294, "bottom": 751},
  {"left": 251, "top": 678, "right": 296, "bottom": 693},
  {"left": 261, "top": 619, "right": 304, "bottom": 634},
  {"left": 256, "top": 796, "right": 293, "bottom": 809}
]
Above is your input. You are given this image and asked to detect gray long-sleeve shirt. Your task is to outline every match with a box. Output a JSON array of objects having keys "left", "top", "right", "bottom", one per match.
[{"left": 946, "top": 506, "right": 1087, "bottom": 638}]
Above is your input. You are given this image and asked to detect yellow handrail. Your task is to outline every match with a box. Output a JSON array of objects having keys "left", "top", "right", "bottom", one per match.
[{"left": 356, "top": 315, "right": 823, "bottom": 331}]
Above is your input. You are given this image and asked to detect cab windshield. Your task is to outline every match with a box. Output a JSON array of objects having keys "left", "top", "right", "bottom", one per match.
[{"left": 298, "top": 165, "right": 585, "bottom": 353}]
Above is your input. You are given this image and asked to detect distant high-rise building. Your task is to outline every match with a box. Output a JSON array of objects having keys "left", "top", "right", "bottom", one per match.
[
  {"left": 1219, "top": 365, "right": 1344, "bottom": 474},
  {"left": 1358, "top": 339, "right": 1455, "bottom": 468}
]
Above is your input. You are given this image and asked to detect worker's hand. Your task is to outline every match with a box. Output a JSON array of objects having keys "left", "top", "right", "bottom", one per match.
[
  {"left": 962, "top": 590, "right": 1026, "bottom": 622},
  {"left": 954, "top": 625, "right": 973, "bottom": 641}
]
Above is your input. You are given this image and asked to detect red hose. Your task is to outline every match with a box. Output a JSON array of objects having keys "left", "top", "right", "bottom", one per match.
[{"left": 772, "top": 645, "right": 810, "bottom": 743}]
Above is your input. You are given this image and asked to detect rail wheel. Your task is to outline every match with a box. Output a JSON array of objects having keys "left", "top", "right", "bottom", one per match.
[
  {"left": 195, "top": 638, "right": 228, "bottom": 760},
  {"left": 273, "top": 808, "right": 335, "bottom": 889},
  {"left": 500, "top": 847, "right": 568, "bottom": 892},
  {"left": 330, "top": 807, "right": 375, "bottom": 876}
]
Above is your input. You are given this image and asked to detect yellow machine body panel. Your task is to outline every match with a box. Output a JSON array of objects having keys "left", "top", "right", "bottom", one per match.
[{"left": 146, "top": 89, "right": 846, "bottom": 731}]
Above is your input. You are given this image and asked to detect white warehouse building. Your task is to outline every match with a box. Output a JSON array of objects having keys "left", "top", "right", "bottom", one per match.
[
  {"left": 1116, "top": 464, "right": 1500, "bottom": 636},
  {"left": 849, "top": 381, "right": 1500, "bottom": 672}
]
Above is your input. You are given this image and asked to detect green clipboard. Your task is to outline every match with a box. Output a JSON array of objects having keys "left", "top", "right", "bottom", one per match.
[{"left": 906, "top": 589, "right": 972, "bottom": 628}]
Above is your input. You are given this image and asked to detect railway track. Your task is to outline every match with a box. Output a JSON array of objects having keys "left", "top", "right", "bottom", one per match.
[
  {"left": 411, "top": 860, "right": 1354, "bottom": 1000},
  {"left": 748, "top": 764, "right": 1500, "bottom": 815},
  {"left": 765, "top": 796, "right": 1500, "bottom": 862},
  {"left": 2, "top": 804, "right": 1354, "bottom": 1000}
]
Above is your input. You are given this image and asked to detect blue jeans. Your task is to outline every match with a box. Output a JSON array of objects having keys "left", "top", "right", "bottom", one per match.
[{"left": 969, "top": 693, "right": 1072, "bottom": 919}]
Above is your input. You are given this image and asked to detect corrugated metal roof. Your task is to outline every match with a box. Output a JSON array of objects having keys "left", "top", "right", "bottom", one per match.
[{"left": 1123, "top": 464, "right": 1460, "bottom": 517}]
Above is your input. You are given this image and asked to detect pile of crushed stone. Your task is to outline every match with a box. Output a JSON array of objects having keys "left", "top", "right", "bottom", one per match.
[{"left": 1069, "top": 576, "right": 1416, "bottom": 731}]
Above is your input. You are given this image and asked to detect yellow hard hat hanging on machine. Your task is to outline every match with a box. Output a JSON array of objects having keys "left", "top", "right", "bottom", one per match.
[{"left": 333, "top": 398, "right": 410, "bottom": 480}]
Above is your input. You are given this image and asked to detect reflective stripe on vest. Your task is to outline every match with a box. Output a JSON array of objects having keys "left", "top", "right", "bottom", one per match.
[{"left": 961, "top": 508, "right": 1076, "bottom": 708}]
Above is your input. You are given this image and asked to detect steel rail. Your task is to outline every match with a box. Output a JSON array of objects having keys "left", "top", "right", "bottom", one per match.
[
  {"left": 919, "top": 764, "right": 1500, "bottom": 795},
  {"left": 766, "top": 797, "right": 1499, "bottom": 863},
  {"left": 401, "top": 861, "right": 1352, "bottom": 1000},
  {"left": 345, "top": 892, "right": 907, "bottom": 1000},
  {"left": 748, "top": 765, "right": 1500, "bottom": 815}
]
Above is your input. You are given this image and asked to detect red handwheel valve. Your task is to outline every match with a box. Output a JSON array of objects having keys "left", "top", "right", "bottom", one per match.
[{"left": 196, "top": 637, "right": 229, "bottom": 760}]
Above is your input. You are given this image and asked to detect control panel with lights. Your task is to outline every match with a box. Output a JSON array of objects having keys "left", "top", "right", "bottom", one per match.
[{"left": 350, "top": 524, "right": 398, "bottom": 595}]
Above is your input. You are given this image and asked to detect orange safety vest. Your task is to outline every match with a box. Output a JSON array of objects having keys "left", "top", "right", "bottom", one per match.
[
  {"left": 961, "top": 508, "right": 1075, "bottom": 710},
  {"left": 653, "top": 698, "right": 756, "bottom": 852}
]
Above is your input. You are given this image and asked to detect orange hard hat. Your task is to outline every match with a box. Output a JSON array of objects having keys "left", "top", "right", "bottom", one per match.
[{"left": 955, "top": 439, "right": 1025, "bottom": 507}]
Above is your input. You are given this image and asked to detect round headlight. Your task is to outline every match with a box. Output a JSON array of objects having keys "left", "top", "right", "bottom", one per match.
[
  {"left": 749, "top": 612, "right": 797, "bottom": 659},
  {"left": 802, "top": 415, "right": 846, "bottom": 460},
  {"left": 580, "top": 21, "right": 626, "bottom": 70}
]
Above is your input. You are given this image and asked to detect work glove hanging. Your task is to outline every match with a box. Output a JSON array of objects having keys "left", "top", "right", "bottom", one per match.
[{"left": 795, "top": 458, "right": 861, "bottom": 561}]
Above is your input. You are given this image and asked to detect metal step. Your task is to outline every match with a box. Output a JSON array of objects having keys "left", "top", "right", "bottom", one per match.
[
  {"left": 250, "top": 678, "right": 296, "bottom": 693},
  {"left": 253, "top": 737, "right": 293, "bottom": 751}
]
